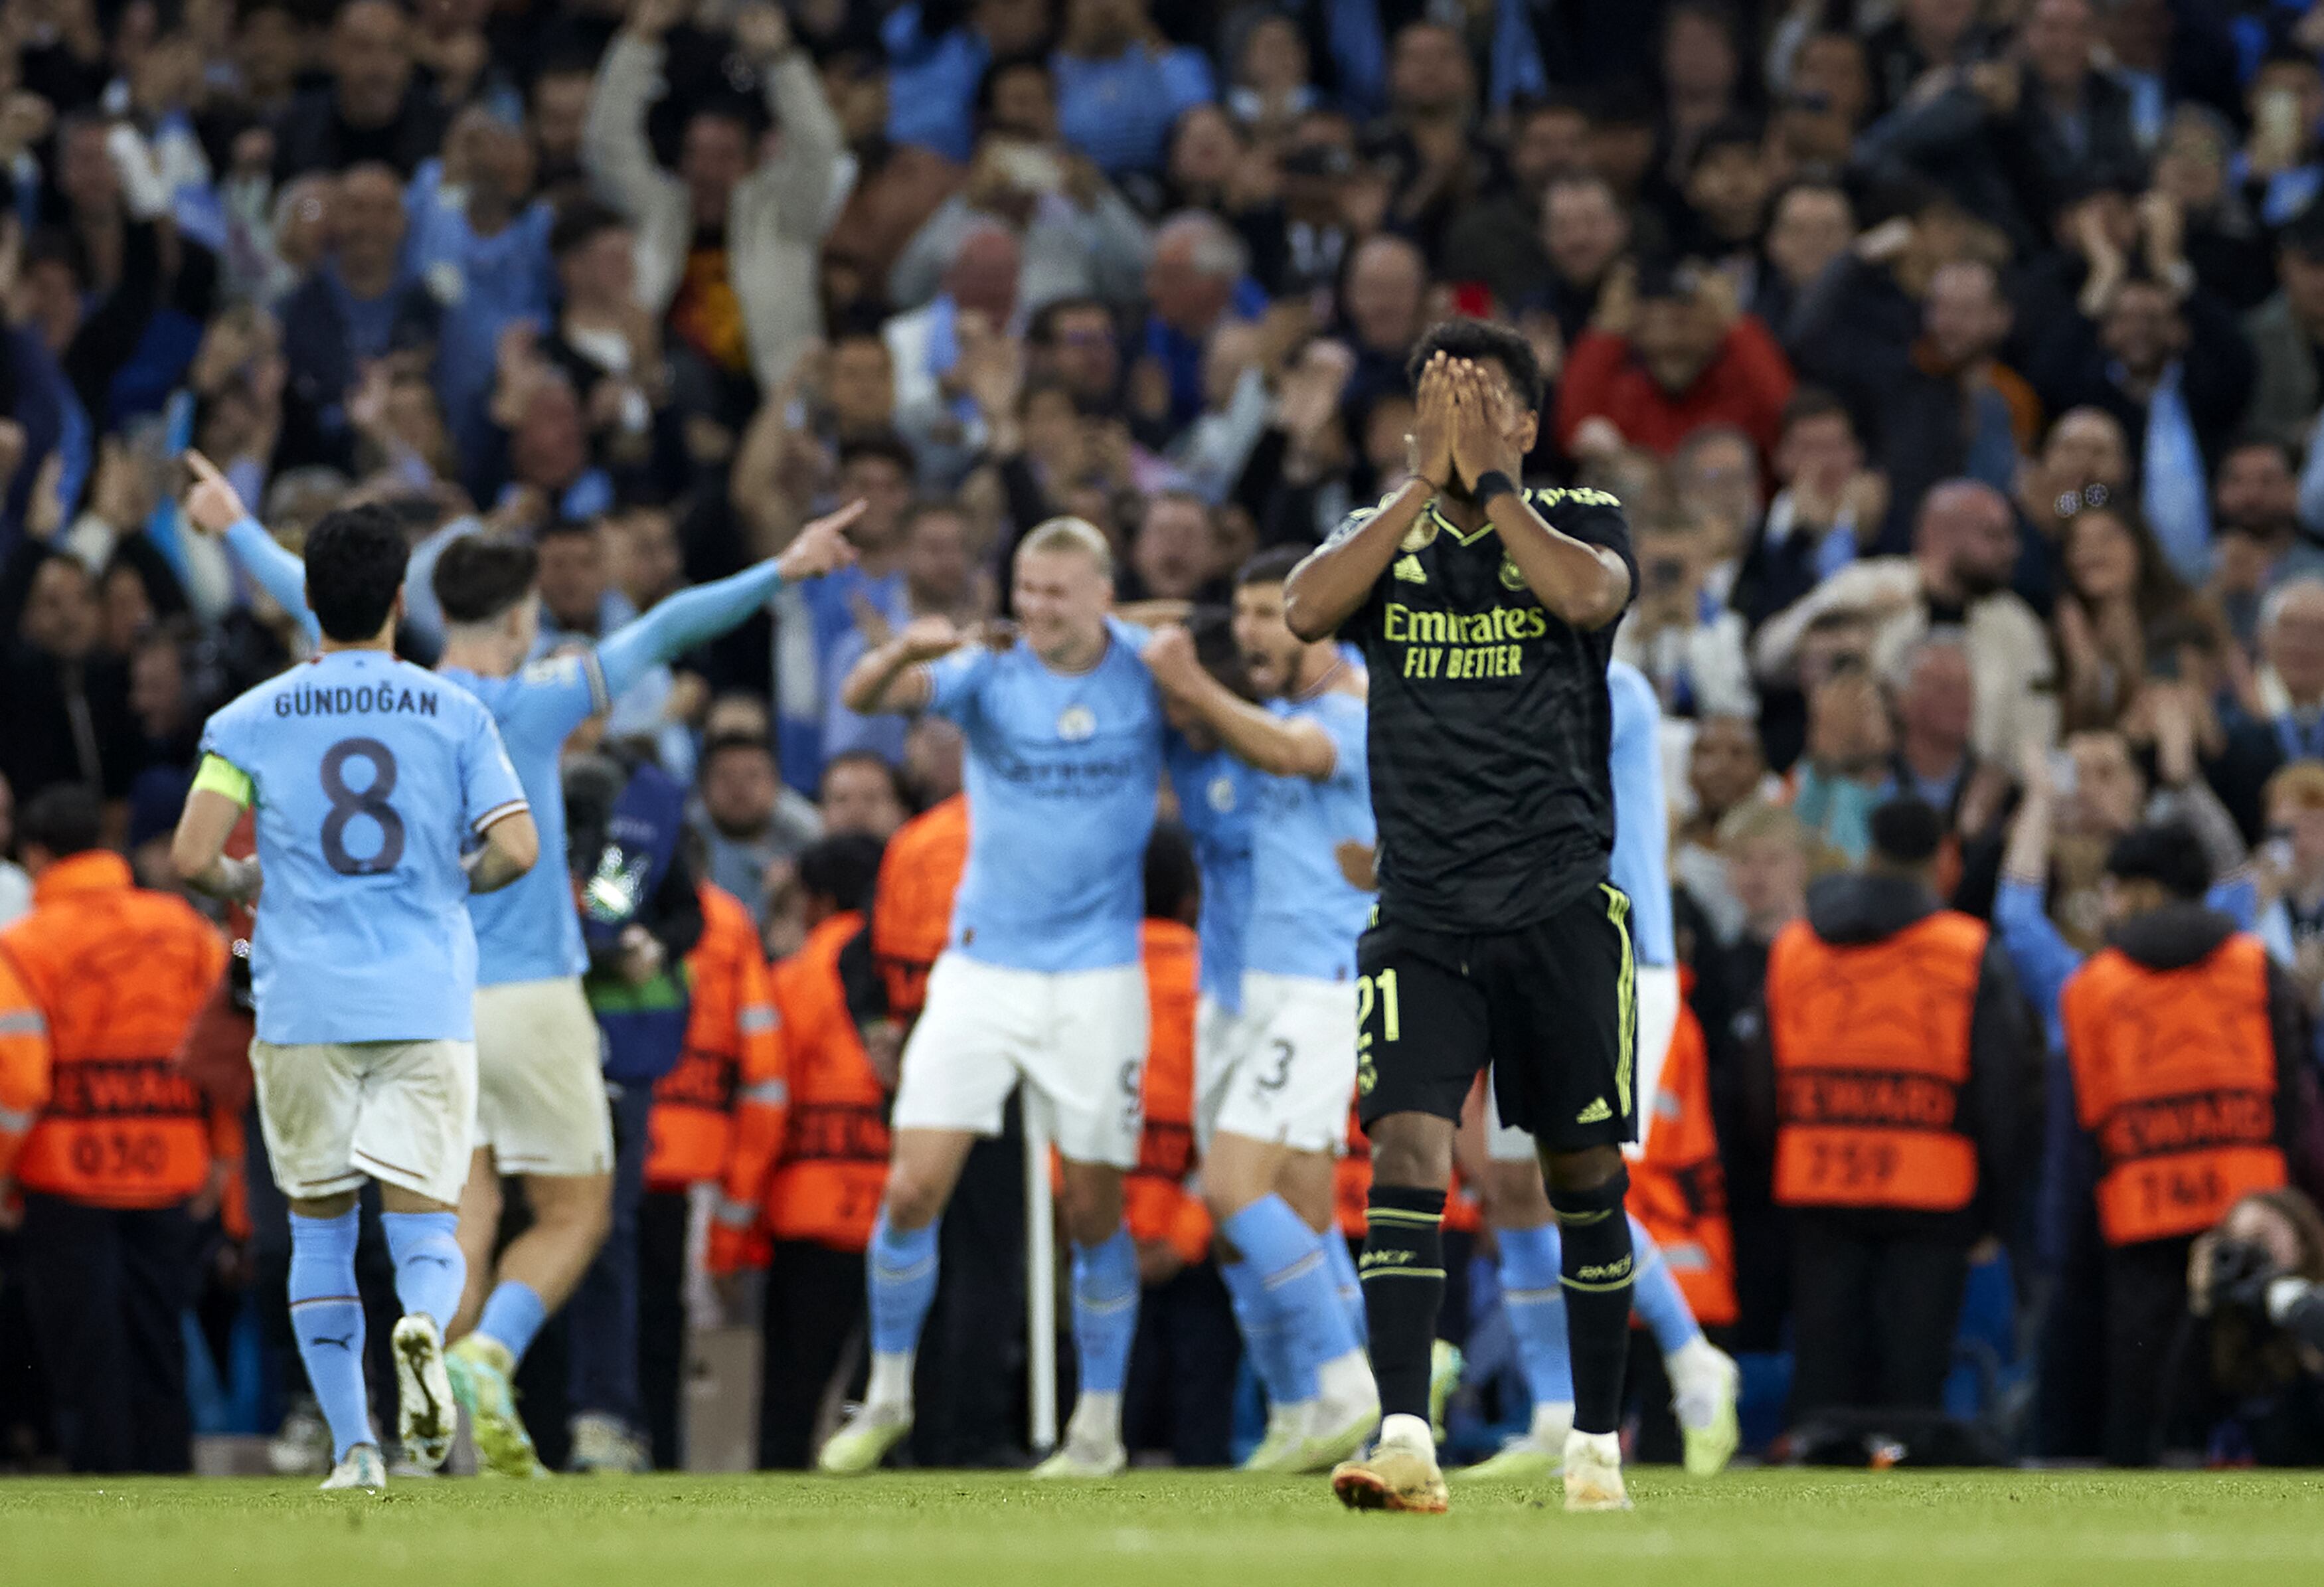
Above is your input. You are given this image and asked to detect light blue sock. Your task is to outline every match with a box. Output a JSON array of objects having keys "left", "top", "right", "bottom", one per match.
[
  {"left": 1069, "top": 1226, "right": 1141, "bottom": 1396},
  {"left": 1220, "top": 1257, "right": 1303, "bottom": 1406},
  {"left": 288, "top": 1210, "right": 371, "bottom": 1460},
  {"left": 1627, "top": 1214, "right": 1702, "bottom": 1355},
  {"left": 1222, "top": 1195, "right": 1358, "bottom": 1400},
  {"left": 868, "top": 1211, "right": 942, "bottom": 1359},
  {"left": 476, "top": 1280, "right": 548, "bottom": 1364},
  {"left": 379, "top": 1211, "right": 465, "bottom": 1331},
  {"left": 1497, "top": 1221, "right": 1573, "bottom": 1410},
  {"left": 1321, "top": 1230, "right": 1366, "bottom": 1345}
]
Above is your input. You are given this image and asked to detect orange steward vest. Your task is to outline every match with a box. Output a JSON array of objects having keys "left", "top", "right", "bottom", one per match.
[
  {"left": 2060, "top": 933, "right": 2285, "bottom": 1246},
  {"left": 1769, "top": 909, "right": 1986, "bottom": 1213}
]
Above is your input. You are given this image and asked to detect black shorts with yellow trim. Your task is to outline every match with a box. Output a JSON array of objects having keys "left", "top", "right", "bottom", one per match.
[{"left": 1353, "top": 882, "right": 1637, "bottom": 1153}]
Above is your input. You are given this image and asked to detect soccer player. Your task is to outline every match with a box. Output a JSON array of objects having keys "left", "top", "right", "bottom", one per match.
[
  {"left": 823, "top": 517, "right": 1164, "bottom": 1478},
  {"left": 1461, "top": 658, "right": 1740, "bottom": 1482},
  {"left": 169, "top": 502, "right": 540, "bottom": 1492},
  {"left": 1142, "top": 548, "right": 1380, "bottom": 1471},
  {"left": 181, "top": 452, "right": 861, "bottom": 1474},
  {"left": 1283, "top": 324, "right": 1641, "bottom": 1513}
]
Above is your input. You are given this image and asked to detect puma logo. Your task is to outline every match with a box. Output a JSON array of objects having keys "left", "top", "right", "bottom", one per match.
[
  {"left": 309, "top": 1333, "right": 356, "bottom": 1352},
  {"left": 409, "top": 1255, "right": 452, "bottom": 1269}
]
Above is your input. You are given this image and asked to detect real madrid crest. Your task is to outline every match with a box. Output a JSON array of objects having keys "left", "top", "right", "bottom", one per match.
[
  {"left": 1056, "top": 704, "right": 1097, "bottom": 742},
  {"left": 1498, "top": 556, "right": 1527, "bottom": 590}
]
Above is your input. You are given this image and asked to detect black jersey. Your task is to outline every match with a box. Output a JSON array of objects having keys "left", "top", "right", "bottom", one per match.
[{"left": 1331, "top": 486, "right": 1637, "bottom": 933}]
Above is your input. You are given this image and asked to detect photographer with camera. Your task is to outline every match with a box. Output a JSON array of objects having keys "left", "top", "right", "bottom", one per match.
[{"left": 2183, "top": 1189, "right": 2324, "bottom": 1465}]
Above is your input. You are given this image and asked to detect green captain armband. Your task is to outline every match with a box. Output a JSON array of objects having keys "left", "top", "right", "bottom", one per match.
[{"left": 193, "top": 754, "right": 255, "bottom": 809}]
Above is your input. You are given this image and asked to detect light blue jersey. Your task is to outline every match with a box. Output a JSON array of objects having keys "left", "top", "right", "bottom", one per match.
[
  {"left": 197, "top": 650, "right": 527, "bottom": 1045},
  {"left": 1608, "top": 659, "right": 1675, "bottom": 969},
  {"left": 926, "top": 617, "right": 1164, "bottom": 972},
  {"left": 1246, "top": 687, "right": 1374, "bottom": 983},
  {"left": 442, "top": 653, "right": 608, "bottom": 984},
  {"left": 221, "top": 515, "right": 801, "bottom": 987},
  {"left": 1166, "top": 736, "right": 1255, "bottom": 1010}
]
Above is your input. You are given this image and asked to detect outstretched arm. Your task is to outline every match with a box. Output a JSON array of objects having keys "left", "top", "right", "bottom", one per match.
[
  {"left": 839, "top": 616, "right": 967, "bottom": 716},
  {"left": 596, "top": 499, "right": 863, "bottom": 698},
  {"left": 183, "top": 450, "right": 321, "bottom": 644},
  {"left": 1141, "top": 627, "right": 1338, "bottom": 780}
]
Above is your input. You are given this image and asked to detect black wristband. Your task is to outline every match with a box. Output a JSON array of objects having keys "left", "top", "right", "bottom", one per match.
[{"left": 1471, "top": 470, "right": 1517, "bottom": 507}]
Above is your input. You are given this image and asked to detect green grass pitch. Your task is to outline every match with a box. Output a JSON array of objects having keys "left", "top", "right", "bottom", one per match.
[{"left": 3, "top": 1469, "right": 2321, "bottom": 1586}]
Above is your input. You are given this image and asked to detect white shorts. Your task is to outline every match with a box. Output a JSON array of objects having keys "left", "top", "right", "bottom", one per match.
[
  {"left": 892, "top": 953, "right": 1148, "bottom": 1168},
  {"left": 251, "top": 1038, "right": 479, "bottom": 1207},
  {"left": 1197, "top": 971, "right": 1357, "bottom": 1155},
  {"left": 1485, "top": 962, "right": 1683, "bottom": 1163},
  {"left": 473, "top": 977, "right": 615, "bottom": 1177}
]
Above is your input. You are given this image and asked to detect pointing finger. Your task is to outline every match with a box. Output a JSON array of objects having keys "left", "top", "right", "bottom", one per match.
[{"left": 184, "top": 449, "right": 225, "bottom": 487}]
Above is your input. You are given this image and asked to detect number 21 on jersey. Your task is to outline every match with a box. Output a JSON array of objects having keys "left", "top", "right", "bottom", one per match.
[{"left": 1355, "top": 968, "right": 1400, "bottom": 1096}]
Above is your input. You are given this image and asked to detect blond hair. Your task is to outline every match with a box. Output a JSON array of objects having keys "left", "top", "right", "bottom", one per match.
[
  {"left": 1017, "top": 517, "right": 1116, "bottom": 579},
  {"left": 2266, "top": 758, "right": 2324, "bottom": 814}
]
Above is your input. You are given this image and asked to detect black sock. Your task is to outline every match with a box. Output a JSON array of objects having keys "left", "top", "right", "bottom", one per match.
[
  {"left": 1361, "top": 1184, "right": 1446, "bottom": 1424},
  {"left": 1553, "top": 1169, "right": 1636, "bottom": 1437}
]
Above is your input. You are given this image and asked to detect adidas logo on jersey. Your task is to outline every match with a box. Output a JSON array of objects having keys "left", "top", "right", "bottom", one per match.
[
  {"left": 1575, "top": 1096, "right": 1612, "bottom": 1124},
  {"left": 1392, "top": 554, "right": 1428, "bottom": 584}
]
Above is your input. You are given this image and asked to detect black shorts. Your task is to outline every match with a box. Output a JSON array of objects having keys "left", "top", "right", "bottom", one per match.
[{"left": 1354, "top": 882, "right": 1637, "bottom": 1153}]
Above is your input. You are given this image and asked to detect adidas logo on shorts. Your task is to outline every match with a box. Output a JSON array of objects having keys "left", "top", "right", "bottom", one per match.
[{"left": 1575, "top": 1097, "right": 1612, "bottom": 1125}]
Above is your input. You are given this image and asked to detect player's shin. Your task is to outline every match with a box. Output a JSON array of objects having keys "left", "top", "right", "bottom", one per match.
[
  {"left": 866, "top": 1209, "right": 942, "bottom": 1408},
  {"left": 474, "top": 1279, "right": 548, "bottom": 1366},
  {"left": 1222, "top": 1196, "right": 1365, "bottom": 1394},
  {"left": 1066, "top": 1226, "right": 1140, "bottom": 1445},
  {"left": 380, "top": 1211, "right": 466, "bottom": 1330},
  {"left": 1549, "top": 1168, "right": 1635, "bottom": 1438},
  {"left": 1359, "top": 1184, "right": 1446, "bottom": 1452},
  {"left": 1320, "top": 1231, "right": 1366, "bottom": 1345},
  {"left": 1497, "top": 1222, "right": 1576, "bottom": 1442},
  {"left": 1626, "top": 1215, "right": 1702, "bottom": 1355},
  {"left": 1220, "top": 1257, "right": 1307, "bottom": 1406},
  {"left": 288, "top": 1209, "right": 373, "bottom": 1462}
]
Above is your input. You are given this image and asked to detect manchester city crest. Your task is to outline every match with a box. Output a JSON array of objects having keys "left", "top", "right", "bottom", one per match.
[{"left": 1056, "top": 704, "right": 1097, "bottom": 742}]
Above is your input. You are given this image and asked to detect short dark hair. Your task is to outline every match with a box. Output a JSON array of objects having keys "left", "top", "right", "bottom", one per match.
[
  {"left": 1237, "top": 545, "right": 1307, "bottom": 588},
  {"left": 837, "top": 434, "right": 917, "bottom": 477},
  {"left": 1782, "top": 385, "right": 1854, "bottom": 434},
  {"left": 699, "top": 731, "right": 776, "bottom": 773},
  {"left": 820, "top": 750, "right": 904, "bottom": 803},
  {"left": 550, "top": 198, "right": 628, "bottom": 260},
  {"left": 2105, "top": 821, "right": 2212, "bottom": 901},
  {"left": 1689, "top": 114, "right": 1764, "bottom": 171},
  {"left": 1029, "top": 295, "right": 1111, "bottom": 345},
  {"left": 1404, "top": 318, "right": 1545, "bottom": 416},
  {"left": 537, "top": 517, "right": 599, "bottom": 546},
  {"left": 303, "top": 503, "right": 410, "bottom": 641},
  {"left": 20, "top": 783, "right": 104, "bottom": 860},
  {"left": 975, "top": 50, "right": 1051, "bottom": 120},
  {"left": 432, "top": 533, "right": 540, "bottom": 626},
  {"left": 1867, "top": 797, "right": 1944, "bottom": 868},
  {"left": 796, "top": 833, "right": 885, "bottom": 916}
]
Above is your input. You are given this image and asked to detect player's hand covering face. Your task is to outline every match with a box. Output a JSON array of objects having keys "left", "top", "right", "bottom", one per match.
[
  {"left": 1410, "top": 352, "right": 1456, "bottom": 491},
  {"left": 1448, "top": 361, "right": 1529, "bottom": 489}
]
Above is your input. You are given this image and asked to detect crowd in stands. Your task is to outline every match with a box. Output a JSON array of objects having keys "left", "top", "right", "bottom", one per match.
[{"left": 7, "top": 0, "right": 2324, "bottom": 1473}]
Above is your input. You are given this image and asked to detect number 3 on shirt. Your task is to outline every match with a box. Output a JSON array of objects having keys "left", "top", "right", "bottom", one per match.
[
  {"left": 1355, "top": 968, "right": 1401, "bottom": 1050},
  {"left": 319, "top": 736, "right": 406, "bottom": 876}
]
